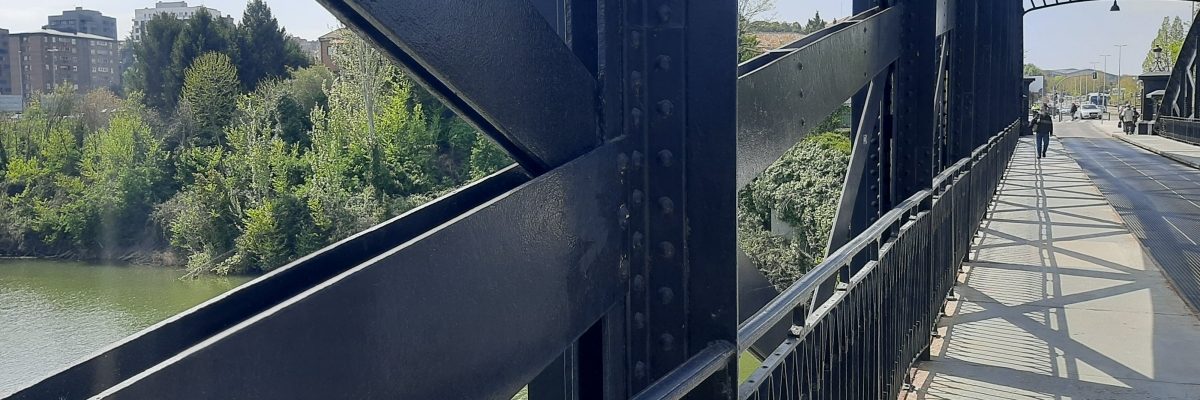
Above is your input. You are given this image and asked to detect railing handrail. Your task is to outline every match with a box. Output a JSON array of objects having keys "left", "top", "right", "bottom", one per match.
[
  {"left": 623, "top": 122, "right": 1018, "bottom": 400},
  {"left": 737, "top": 120, "right": 1016, "bottom": 352}
]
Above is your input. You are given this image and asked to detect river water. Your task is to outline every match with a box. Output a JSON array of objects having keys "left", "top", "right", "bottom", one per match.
[{"left": 0, "top": 259, "right": 250, "bottom": 395}]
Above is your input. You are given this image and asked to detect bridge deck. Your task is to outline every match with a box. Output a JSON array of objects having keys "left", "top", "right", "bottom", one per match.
[{"left": 909, "top": 136, "right": 1200, "bottom": 399}]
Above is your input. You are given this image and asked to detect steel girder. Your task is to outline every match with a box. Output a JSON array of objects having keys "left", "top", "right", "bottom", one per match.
[
  {"left": 6, "top": 0, "right": 1033, "bottom": 398},
  {"left": 1160, "top": 12, "right": 1200, "bottom": 120},
  {"left": 10, "top": 1, "right": 739, "bottom": 399}
]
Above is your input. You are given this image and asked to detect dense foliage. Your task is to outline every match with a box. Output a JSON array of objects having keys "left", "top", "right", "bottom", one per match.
[
  {"left": 1, "top": 26, "right": 511, "bottom": 275},
  {"left": 746, "top": 13, "right": 828, "bottom": 33},
  {"left": 124, "top": 0, "right": 309, "bottom": 111},
  {"left": 1143, "top": 16, "right": 1191, "bottom": 73},
  {"left": 738, "top": 132, "right": 851, "bottom": 289}
]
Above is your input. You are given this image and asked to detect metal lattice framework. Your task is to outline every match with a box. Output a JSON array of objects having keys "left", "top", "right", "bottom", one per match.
[
  {"left": 8, "top": 1, "right": 1025, "bottom": 399},
  {"left": 1156, "top": 12, "right": 1200, "bottom": 142}
]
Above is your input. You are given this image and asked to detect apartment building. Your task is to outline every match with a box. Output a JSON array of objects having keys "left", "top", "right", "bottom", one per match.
[
  {"left": 12, "top": 29, "right": 120, "bottom": 97},
  {"left": 132, "top": 1, "right": 230, "bottom": 41},
  {"left": 0, "top": 28, "right": 14, "bottom": 95},
  {"left": 44, "top": 7, "right": 118, "bottom": 40}
]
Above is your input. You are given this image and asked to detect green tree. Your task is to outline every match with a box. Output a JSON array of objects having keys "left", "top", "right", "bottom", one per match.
[
  {"left": 802, "top": 12, "right": 827, "bottom": 34},
  {"left": 1144, "top": 16, "right": 1191, "bottom": 72},
  {"left": 738, "top": 0, "right": 774, "bottom": 62},
  {"left": 76, "top": 101, "right": 168, "bottom": 252},
  {"left": 1023, "top": 63, "right": 1044, "bottom": 77},
  {"left": 168, "top": 8, "right": 235, "bottom": 109},
  {"left": 234, "top": 0, "right": 310, "bottom": 90},
  {"left": 469, "top": 135, "right": 513, "bottom": 179},
  {"left": 128, "top": 15, "right": 186, "bottom": 110},
  {"left": 180, "top": 52, "right": 240, "bottom": 147}
]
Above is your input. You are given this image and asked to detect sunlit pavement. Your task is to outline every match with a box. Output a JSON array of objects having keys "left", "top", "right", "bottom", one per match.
[{"left": 905, "top": 136, "right": 1200, "bottom": 399}]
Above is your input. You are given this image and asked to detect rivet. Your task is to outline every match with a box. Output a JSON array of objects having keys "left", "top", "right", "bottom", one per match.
[
  {"left": 634, "top": 362, "right": 646, "bottom": 379},
  {"left": 659, "top": 333, "right": 675, "bottom": 351},
  {"left": 656, "top": 55, "right": 672, "bottom": 70},
  {"left": 632, "top": 151, "right": 645, "bottom": 168},
  {"left": 657, "top": 5, "right": 671, "bottom": 22},
  {"left": 798, "top": 89, "right": 805, "bottom": 98},
  {"left": 659, "top": 287, "right": 674, "bottom": 304},
  {"left": 618, "top": 153, "right": 629, "bottom": 172},
  {"left": 632, "top": 107, "right": 643, "bottom": 127},
  {"left": 798, "top": 62, "right": 804, "bottom": 70},
  {"left": 788, "top": 325, "right": 803, "bottom": 336},
  {"left": 657, "top": 100, "right": 673, "bottom": 116},
  {"left": 657, "top": 150, "right": 673, "bottom": 167},
  {"left": 633, "top": 274, "right": 645, "bottom": 292},
  {"left": 800, "top": 118, "right": 807, "bottom": 126},
  {"left": 634, "top": 312, "right": 646, "bottom": 329},
  {"left": 633, "top": 231, "right": 644, "bottom": 249},
  {"left": 659, "top": 241, "right": 675, "bottom": 258},
  {"left": 632, "top": 70, "right": 643, "bottom": 97},
  {"left": 631, "top": 31, "right": 641, "bottom": 49},
  {"left": 619, "top": 204, "right": 630, "bottom": 229},
  {"left": 619, "top": 256, "right": 630, "bottom": 278},
  {"left": 658, "top": 197, "right": 674, "bottom": 214},
  {"left": 632, "top": 189, "right": 644, "bottom": 205}
]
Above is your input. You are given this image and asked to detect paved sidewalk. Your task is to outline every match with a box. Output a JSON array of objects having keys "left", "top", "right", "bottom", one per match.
[
  {"left": 907, "top": 137, "right": 1200, "bottom": 399},
  {"left": 1114, "top": 134, "right": 1200, "bottom": 169}
]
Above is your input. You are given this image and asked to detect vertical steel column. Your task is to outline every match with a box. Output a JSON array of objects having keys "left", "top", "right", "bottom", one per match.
[
  {"left": 625, "top": 0, "right": 737, "bottom": 398},
  {"left": 976, "top": 1, "right": 995, "bottom": 148},
  {"left": 949, "top": 0, "right": 978, "bottom": 161},
  {"left": 1012, "top": 1, "right": 1023, "bottom": 125},
  {"left": 892, "top": 0, "right": 937, "bottom": 199},
  {"left": 526, "top": 2, "right": 630, "bottom": 398}
]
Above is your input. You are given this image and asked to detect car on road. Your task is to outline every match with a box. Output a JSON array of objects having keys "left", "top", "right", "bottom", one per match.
[
  {"left": 1059, "top": 105, "right": 1072, "bottom": 115},
  {"left": 1078, "top": 104, "right": 1102, "bottom": 119}
]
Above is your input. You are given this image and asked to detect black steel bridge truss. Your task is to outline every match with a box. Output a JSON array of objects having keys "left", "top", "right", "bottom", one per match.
[
  {"left": 9, "top": 0, "right": 1028, "bottom": 399},
  {"left": 1157, "top": 11, "right": 1200, "bottom": 143}
]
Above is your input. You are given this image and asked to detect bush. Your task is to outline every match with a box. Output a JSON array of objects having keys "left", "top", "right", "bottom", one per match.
[{"left": 738, "top": 131, "right": 850, "bottom": 289}]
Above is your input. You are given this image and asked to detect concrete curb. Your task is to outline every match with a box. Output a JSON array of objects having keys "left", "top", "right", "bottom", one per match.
[{"left": 1113, "top": 134, "right": 1200, "bottom": 170}]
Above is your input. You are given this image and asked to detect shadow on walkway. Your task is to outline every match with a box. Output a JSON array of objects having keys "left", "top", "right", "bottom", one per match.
[{"left": 907, "top": 137, "right": 1200, "bottom": 400}]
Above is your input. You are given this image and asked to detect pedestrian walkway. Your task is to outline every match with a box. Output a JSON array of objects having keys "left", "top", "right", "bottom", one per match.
[
  {"left": 906, "top": 137, "right": 1200, "bottom": 399},
  {"left": 1115, "top": 134, "right": 1200, "bottom": 169}
]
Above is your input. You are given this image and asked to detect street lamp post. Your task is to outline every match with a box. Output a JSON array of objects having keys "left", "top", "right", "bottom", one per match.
[
  {"left": 1115, "top": 44, "right": 1127, "bottom": 104},
  {"left": 1100, "top": 54, "right": 1110, "bottom": 106}
]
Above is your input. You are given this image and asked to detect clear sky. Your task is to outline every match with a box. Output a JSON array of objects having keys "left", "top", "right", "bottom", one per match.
[
  {"left": 1, "top": 0, "right": 1194, "bottom": 75},
  {"left": 0, "top": 1, "right": 342, "bottom": 41},
  {"left": 773, "top": 0, "right": 1196, "bottom": 76}
]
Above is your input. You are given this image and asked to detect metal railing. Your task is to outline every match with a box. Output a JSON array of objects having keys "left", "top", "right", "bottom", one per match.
[
  {"left": 1156, "top": 116, "right": 1200, "bottom": 145},
  {"left": 635, "top": 122, "right": 1019, "bottom": 400}
]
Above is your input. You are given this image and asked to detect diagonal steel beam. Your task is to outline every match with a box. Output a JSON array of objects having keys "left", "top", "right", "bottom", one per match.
[
  {"left": 85, "top": 143, "right": 627, "bottom": 400},
  {"left": 317, "top": 0, "right": 601, "bottom": 174},
  {"left": 6, "top": 166, "right": 529, "bottom": 400},
  {"left": 826, "top": 71, "right": 889, "bottom": 255},
  {"left": 736, "top": 5, "right": 903, "bottom": 188}
]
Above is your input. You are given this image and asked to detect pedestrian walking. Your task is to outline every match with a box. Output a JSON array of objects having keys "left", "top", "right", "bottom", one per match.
[
  {"left": 1070, "top": 102, "right": 1079, "bottom": 121},
  {"left": 1120, "top": 103, "right": 1137, "bottom": 134},
  {"left": 1030, "top": 107, "right": 1054, "bottom": 159}
]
